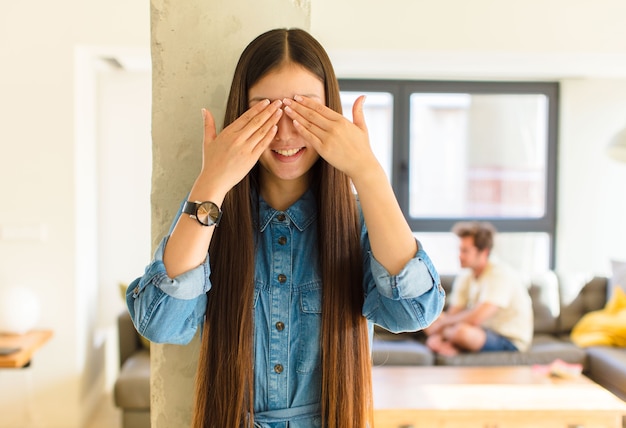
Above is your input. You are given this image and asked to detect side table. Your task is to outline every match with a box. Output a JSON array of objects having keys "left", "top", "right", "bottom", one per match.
[
  {"left": 0, "top": 330, "right": 53, "bottom": 368},
  {"left": 0, "top": 330, "right": 53, "bottom": 427}
]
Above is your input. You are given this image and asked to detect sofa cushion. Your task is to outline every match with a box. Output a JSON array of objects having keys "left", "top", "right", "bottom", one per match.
[
  {"left": 558, "top": 274, "right": 607, "bottom": 333},
  {"left": 439, "top": 274, "right": 455, "bottom": 306},
  {"left": 571, "top": 287, "right": 626, "bottom": 347},
  {"left": 372, "top": 327, "right": 433, "bottom": 366},
  {"left": 372, "top": 339, "right": 434, "bottom": 366},
  {"left": 585, "top": 346, "right": 626, "bottom": 401},
  {"left": 114, "top": 350, "right": 151, "bottom": 410},
  {"left": 434, "top": 334, "right": 588, "bottom": 367},
  {"left": 529, "top": 271, "right": 560, "bottom": 334}
]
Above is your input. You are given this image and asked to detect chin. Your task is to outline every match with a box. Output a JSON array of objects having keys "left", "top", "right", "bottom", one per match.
[
  {"left": 262, "top": 159, "right": 318, "bottom": 182},
  {"left": 274, "top": 170, "right": 310, "bottom": 182}
]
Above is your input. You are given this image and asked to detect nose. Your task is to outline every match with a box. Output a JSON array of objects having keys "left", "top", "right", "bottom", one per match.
[{"left": 275, "top": 109, "right": 297, "bottom": 141}]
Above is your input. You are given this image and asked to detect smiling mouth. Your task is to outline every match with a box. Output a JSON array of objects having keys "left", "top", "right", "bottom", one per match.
[{"left": 273, "top": 148, "right": 303, "bottom": 157}]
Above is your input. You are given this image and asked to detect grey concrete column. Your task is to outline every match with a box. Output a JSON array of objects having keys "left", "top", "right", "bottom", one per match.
[{"left": 149, "top": 0, "right": 310, "bottom": 425}]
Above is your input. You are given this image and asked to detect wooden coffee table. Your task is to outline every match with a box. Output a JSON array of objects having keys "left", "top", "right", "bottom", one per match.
[{"left": 373, "top": 366, "right": 626, "bottom": 428}]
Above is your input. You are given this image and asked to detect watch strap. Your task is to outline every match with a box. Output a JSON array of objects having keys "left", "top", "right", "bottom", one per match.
[{"left": 182, "top": 200, "right": 198, "bottom": 216}]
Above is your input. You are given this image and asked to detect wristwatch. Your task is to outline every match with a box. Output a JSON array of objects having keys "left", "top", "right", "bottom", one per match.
[{"left": 182, "top": 200, "right": 222, "bottom": 227}]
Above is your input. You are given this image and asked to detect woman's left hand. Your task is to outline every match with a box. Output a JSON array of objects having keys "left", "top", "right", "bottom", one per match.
[{"left": 282, "top": 95, "right": 378, "bottom": 179}]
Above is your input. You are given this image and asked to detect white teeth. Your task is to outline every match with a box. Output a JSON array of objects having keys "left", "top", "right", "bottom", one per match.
[{"left": 274, "top": 148, "right": 302, "bottom": 157}]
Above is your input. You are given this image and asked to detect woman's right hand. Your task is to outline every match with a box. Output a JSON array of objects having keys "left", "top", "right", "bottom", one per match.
[
  {"left": 192, "top": 99, "right": 283, "bottom": 200},
  {"left": 164, "top": 100, "right": 283, "bottom": 277}
]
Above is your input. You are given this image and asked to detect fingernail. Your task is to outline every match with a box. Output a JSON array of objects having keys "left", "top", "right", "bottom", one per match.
[
  {"left": 282, "top": 98, "right": 292, "bottom": 106},
  {"left": 294, "top": 95, "right": 303, "bottom": 102}
]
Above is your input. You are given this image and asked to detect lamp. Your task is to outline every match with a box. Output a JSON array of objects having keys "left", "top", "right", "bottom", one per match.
[
  {"left": 607, "top": 125, "right": 626, "bottom": 162},
  {"left": 0, "top": 286, "right": 41, "bottom": 334}
]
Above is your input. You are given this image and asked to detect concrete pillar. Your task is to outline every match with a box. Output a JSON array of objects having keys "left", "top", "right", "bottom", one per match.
[{"left": 149, "top": 0, "right": 310, "bottom": 425}]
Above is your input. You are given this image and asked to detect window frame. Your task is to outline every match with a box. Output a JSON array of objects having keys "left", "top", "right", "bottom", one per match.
[{"left": 338, "top": 79, "right": 559, "bottom": 268}]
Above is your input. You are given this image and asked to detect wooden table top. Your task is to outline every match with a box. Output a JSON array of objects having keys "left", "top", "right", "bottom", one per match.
[
  {"left": 372, "top": 365, "right": 626, "bottom": 412},
  {"left": 0, "top": 330, "right": 53, "bottom": 368}
]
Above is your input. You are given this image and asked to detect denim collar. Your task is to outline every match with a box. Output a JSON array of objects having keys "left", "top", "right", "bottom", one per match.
[{"left": 258, "top": 189, "right": 317, "bottom": 233}]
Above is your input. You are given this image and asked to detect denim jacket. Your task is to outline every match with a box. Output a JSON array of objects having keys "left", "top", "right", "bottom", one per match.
[{"left": 127, "top": 190, "right": 444, "bottom": 428}]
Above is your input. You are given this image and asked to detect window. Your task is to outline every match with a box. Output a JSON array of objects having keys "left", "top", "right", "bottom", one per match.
[{"left": 339, "top": 80, "right": 558, "bottom": 275}]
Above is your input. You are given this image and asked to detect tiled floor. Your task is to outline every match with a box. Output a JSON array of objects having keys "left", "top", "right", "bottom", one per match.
[{"left": 86, "top": 393, "right": 121, "bottom": 428}]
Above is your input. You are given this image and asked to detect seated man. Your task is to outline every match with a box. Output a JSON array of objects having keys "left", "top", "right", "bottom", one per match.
[{"left": 425, "top": 221, "right": 533, "bottom": 356}]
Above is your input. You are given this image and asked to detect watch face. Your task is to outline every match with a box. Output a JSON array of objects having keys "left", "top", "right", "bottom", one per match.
[{"left": 196, "top": 201, "right": 220, "bottom": 226}]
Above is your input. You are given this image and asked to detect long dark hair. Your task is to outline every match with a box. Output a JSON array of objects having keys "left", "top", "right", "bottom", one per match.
[{"left": 192, "top": 28, "right": 372, "bottom": 428}]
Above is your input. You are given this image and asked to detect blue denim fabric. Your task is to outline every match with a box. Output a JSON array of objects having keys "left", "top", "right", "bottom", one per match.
[
  {"left": 480, "top": 329, "right": 519, "bottom": 352},
  {"left": 127, "top": 190, "right": 445, "bottom": 427}
]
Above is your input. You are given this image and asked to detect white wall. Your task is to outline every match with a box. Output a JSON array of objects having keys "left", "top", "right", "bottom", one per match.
[
  {"left": 558, "top": 79, "right": 626, "bottom": 273},
  {"left": 312, "top": 0, "right": 626, "bottom": 54},
  {"left": 96, "top": 66, "right": 152, "bottom": 329},
  {"left": 0, "top": 2, "right": 149, "bottom": 427},
  {"left": 96, "top": 66, "right": 152, "bottom": 389}
]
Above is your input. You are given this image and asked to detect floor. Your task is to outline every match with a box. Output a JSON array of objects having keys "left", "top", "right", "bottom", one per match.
[{"left": 86, "top": 393, "right": 121, "bottom": 428}]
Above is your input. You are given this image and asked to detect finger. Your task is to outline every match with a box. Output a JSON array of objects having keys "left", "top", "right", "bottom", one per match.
[
  {"left": 293, "top": 95, "right": 340, "bottom": 121},
  {"left": 246, "top": 100, "right": 283, "bottom": 130},
  {"left": 283, "top": 97, "right": 335, "bottom": 132},
  {"left": 282, "top": 97, "right": 328, "bottom": 136},
  {"left": 352, "top": 95, "right": 368, "bottom": 131},
  {"left": 230, "top": 99, "right": 273, "bottom": 132},
  {"left": 202, "top": 108, "right": 217, "bottom": 142},
  {"left": 237, "top": 100, "right": 283, "bottom": 139},
  {"left": 251, "top": 125, "right": 278, "bottom": 158},
  {"left": 292, "top": 118, "right": 323, "bottom": 150},
  {"left": 249, "top": 108, "right": 283, "bottom": 152},
  {"left": 284, "top": 105, "right": 326, "bottom": 143}
]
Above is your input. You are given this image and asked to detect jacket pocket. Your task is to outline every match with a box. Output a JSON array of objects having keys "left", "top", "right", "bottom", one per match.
[{"left": 296, "top": 286, "right": 322, "bottom": 373}]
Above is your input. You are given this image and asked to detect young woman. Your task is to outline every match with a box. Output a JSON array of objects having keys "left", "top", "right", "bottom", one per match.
[{"left": 127, "top": 28, "right": 444, "bottom": 428}]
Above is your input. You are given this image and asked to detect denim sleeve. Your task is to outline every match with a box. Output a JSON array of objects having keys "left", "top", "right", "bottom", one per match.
[
  {"left": 126, "top": 202, "right": 211, "bottom": 345},
  {"left": 360, "top": 225, "right": 445, "bottom": 333}
]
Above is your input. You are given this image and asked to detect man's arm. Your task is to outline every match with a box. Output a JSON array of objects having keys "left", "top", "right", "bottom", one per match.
[
  {"left": 426, "top": 302, "right": 499, "bottom": 335},
  {"left": 442, "top": 302, "right": 499, "bottom": 327},
  {"left": 424, "top": 305, "right": 464, "bottom": 335}
]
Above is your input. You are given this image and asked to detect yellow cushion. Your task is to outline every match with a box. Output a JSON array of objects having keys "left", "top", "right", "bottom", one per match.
[{"left": 570, "top": 286, "right": 626, "bottom": 347}]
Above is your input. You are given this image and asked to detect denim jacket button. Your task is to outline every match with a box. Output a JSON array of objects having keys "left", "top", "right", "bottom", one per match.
[
  {"left": 278, "top": 274, "right": 287, "bottom": 283},
  {"left": 277, "top": 213, "right": 286, "bottom": 221},
  {"left": 275, "top": 321, "right": 285, "bottom": 331},
  {"left": 278, "top": 236, "right": 287, "bottom": 245},
  {"left": 274, "top": 364, "right": 284, "bottom": 374}
]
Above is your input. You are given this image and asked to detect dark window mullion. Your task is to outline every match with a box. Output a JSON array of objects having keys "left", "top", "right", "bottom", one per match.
[
  {"left": 339, "top": 79, "right": 558, "bottom": 270},
  {"left": 394, "top": 85, "right": 411, "bottom": 217},
  {"left": 408, "top": 218, "right": 554, "bottom": 233}
]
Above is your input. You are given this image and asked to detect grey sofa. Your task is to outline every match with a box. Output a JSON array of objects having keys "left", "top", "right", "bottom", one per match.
[
  {"left": 372, "top": 272, "right": 626, "bottom": 401},
  {"left": 113, "top": 272, "right": 626, "bottom": 428},
  {"left": 114, "top": 311, "right": 150, "bottom": 428}
]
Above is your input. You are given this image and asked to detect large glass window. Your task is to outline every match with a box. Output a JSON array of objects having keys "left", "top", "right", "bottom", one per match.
[
  {"left": 340, "top": 91, "right": 394, "bottom": 180},
  {"left": 339, "top": 80, "right": 558, "bottom": 275},
  {"left": 409, "top": 93, "right": 548, "bottom": 218}
]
